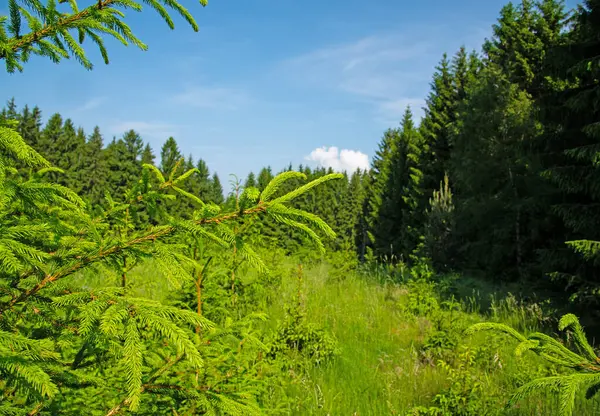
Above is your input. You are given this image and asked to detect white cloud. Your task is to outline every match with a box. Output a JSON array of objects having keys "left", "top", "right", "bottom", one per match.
[
  {"left": 278, "top": 31, "right": 435, "bottom": 123},
  {"left": 277, "top": 23, "right": 491, "bottom": 126},
  {"left": 71, "top": 97, "right": 107, "bottom": 113},
  {"left": 170, "top": 85, "right": 250, "bottom": 110},
  {"left": 305, "top": 146, "right": 370, "bottom": 173},
  {"left": 282, "top": 33, "right": 430, "bottom": 96}
]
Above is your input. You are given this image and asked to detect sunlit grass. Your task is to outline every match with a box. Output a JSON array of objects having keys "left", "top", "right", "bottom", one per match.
[{"left": 74, "top": 256, "right": 600, "bottom": 415}]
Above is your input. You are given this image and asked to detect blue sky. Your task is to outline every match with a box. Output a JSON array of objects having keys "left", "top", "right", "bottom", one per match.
[{"left": 1, "top": 0, "right": 580, "bottom": 193}]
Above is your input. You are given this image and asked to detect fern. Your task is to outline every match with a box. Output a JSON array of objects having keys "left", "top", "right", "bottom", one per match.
[{"left": 467, "top": 313, "right": 600, "bottom": 416}]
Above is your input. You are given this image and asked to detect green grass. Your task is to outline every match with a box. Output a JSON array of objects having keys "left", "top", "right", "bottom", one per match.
[
  {"left": 264, "top": 261, "right": 600, "bottom": 415},
  {"left": 74, "top": 257, "right": 600, "bottom": 415},
  {"left": 265, "top": 263, "right": 441, "bottom": 414}
]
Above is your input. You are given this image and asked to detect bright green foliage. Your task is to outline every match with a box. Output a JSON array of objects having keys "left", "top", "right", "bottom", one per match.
[
  {"left": 0, "top": 121, "right": 343, "bottom": 413},
  {"left": 0, "top": 1, "right": 347, "bottom": 414},
  {"left": 0, "top": 0, "right": 208, "bottom": 73},
  {"left": 5, "top": 0, "right": 600, "bottom": 413},
  {"left": 266, "top": 265, "right": 338, "bottom": 367},
  {"left": 467, "top": 313, "right": 600, "bottom": 416}
]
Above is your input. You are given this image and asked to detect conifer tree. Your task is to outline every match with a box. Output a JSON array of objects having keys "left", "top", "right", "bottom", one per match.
[
  {"left": 104, "top": 132, "right": 144, "bottom": 201},
  {"left": 483, "top": 0, "right": 568, "bottom": 95},
  {"left": 244, "top": 171, "right": 257, "bottom": 189},
  {"left": 311, "top": 167, "right": 338, "bottom": 249},
  {"left": 210, "top": 172, "right": 224, "bottom": 205},
  {"left": 123, "top": 129, "right": 144, "bottom": 162},
  {"left": 450, "top": 65, "right": 541, "bottom": 279},
  {"left": 80, "top": 126, "right": 107, "bottom": 208},
  {"left": 358, "top": 129, "right": 396, "bottom": 259},
  {"left": 338, "top": 168, "right": 367, "bottom": 251},
  {"left": 0, "top": 0, "right": 209, "bottom": 73},
  {"left": 421, "top": 174, "right": 456, "bottom": 271},
  {"left": 4, "top": 97, "right": 18, "bottom": 120},
  {"left": 69, "top": 126, "right": 88, "bottom": 193},
  {"left": 160, "top": 136, "right": 183, "bottom": 177},
  {"left": 37, "top": 113, "right": 63, "bottom": 164},
  {"left": 452, "top": 47, "right": 481, "bottom": 105},
  {"left": 372, "top": 107, "right": 423, "bottom": 261},
  {"left": 141, "top": 142, "right": 156, "bottom": 165},
  {"left": 17, "top": 104, "right": 42, "bottom": 149},
  {"left": 446, "top": 0, "right": 568, "bottom": 280},
  {"left": 257, "top": 166, "right": 274, "bottom": 191},
  {"left": 419, "top": 53, "right": 455, "bottom": 205},
  {"left": 0, "top": 2, "right": 344, "bottom": 412},
  {"left": 196, "top": 158, "right": 212, "bottom": 202},
  {"left": 536, "top": 0, "right": 600, "bottom": 302},
  {"left": 54, "top": 119, "right": 82, "bottom": 188}
]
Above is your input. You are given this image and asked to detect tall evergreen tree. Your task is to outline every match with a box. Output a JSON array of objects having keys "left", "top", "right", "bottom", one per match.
[
  {"left": 450, "top": 65, "right": 542, "bottom": 280},
  {"left": 17, "top": 104, "right": 42, "bottom": 149},
  {"left": 209, "top": 172, "right": 224, "bottom": 205},
  {"left": 483, "top": 0, "right": 568, "bottom": 95},
  {"left": 105, "top": 137, "right": 136, "bottom": 200},
  {"left": 418, "top": 53, "right": 457, "bottom": 213},
  {"left": 38, "top": 113, "right": 63, "bottom": 164},
  {"left": 421, "top": 174, "right": 457, "bottom": 271},
  {"left": 536, "top": 0, "right": 600, "bottom": 304},
  {"left": 3, "top": 97, "right": 18, "bottom": 121},
  {"left": 244, "top": 171, "right": 257, "bottom": 189},
  {"left": 372, "top": 107, "right": 423, "bottom": 261},
  {"left": 118, "top": 130, "right": 145, "bottom": 191},
  {"left": 69, "top": 127, "right": 88, "bottom": 192},
  {"left": 196, "top": 158, "right": 212, "bottom": 202},
  {"left": 358, "top": 128, "right": 397, "bottom": 259},
  {"left": 123, "top": 129, "right": 144, "bottom": 162},
  {"left": 80, "top": 126, "right": 108, "bottom": 208},
  {"left": 257, "top": 166, "right": 274, "bottom": 191},
  {"left": 54, "top": 118, "right": 81, "bottom": 180},
  {"left": 160, "top": 136, "right": 183, "bottom": 177},
  {"left": 141, "top": 142, "right": 156, "bottom": 165},
  {"left": 337, "top": 168, "right": 367, "bottom": 251}
]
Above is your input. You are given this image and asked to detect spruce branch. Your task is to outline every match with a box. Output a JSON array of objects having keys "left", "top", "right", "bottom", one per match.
[
  {"left": 0, "top": 0, "right": 208, "bottom": 72},
  {"left": 3, "top": 169, "right": 342, "bottom": 310},
  {"left": 467, "top": 314, "right": 600, "bottom": 415},
  {"left": 104, "top": 353, "right": 184, "bottom": 416}
]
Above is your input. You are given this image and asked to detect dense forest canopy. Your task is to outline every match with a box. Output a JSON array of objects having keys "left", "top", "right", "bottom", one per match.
[{"left": 3, "top": 0, "right": 600, "bottom": 415}]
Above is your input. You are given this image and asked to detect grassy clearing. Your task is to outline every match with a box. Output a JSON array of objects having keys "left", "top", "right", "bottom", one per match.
[
  {"left": 266, "top": 261, "right": 600, "bottom": 415},
  {"left": 74, "top": 258, "right": 600, "bottom": 415}
]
